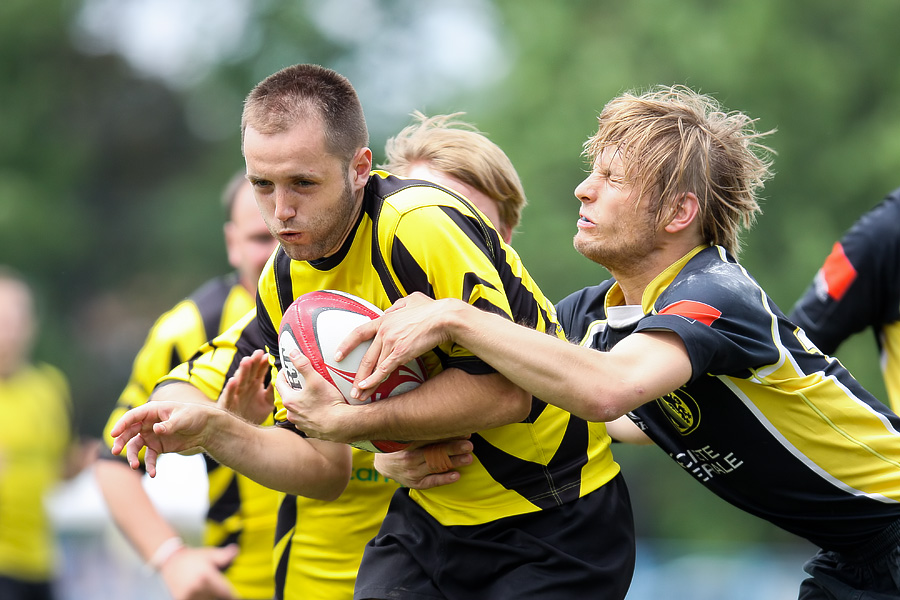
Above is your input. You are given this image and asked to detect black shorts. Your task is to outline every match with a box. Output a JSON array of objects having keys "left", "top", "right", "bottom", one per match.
[
  {"left": 799, "top": 518, "right": 900, "bottom": 599},
  {"left": 354, "top": 472, "right": 635, "bottom": 600},
  {"left": 0, "top": 575, "right": 55, "bottom": 600}
]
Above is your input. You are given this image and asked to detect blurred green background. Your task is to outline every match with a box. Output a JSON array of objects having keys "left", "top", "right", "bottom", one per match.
[{"left": 4, "top": 0, "right": 898, "bottom": 553}]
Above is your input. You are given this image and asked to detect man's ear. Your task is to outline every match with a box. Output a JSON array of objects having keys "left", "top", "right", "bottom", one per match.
[
  {"left": 664, "top": 192, "right": 700, "bottom": 233},
  {"left": 350, "top": 147, "right": 372, "bottom": 190}
]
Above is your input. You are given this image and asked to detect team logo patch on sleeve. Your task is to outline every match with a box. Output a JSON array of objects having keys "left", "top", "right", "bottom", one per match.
[
  {"left": 656, "top": 389, "right": 700, "bottom": 435},
  {"left": 658, "top": 300, "right": 721, "bottom": 326}
]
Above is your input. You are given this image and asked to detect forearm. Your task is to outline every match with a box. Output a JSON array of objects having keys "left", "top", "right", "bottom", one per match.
[
  {"left": 606, "top": 415, "right": 654, "bottom": 444},
  {"left": 336, "top": 369, "right": 531, "bottom": 442},
  {"left": 200, "top": 410, "right": 350, "bottom": 500},
  {"left": 148, "top": 382, "right": 350, "bottom": 500},
  {"left": 94, "top": 459, "right": 182, "bottom": 562},
  {"left": 441, "top": 301, "right": 688, "bottom": 422}
]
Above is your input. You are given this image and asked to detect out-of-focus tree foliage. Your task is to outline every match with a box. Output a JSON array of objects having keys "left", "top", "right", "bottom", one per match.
[
  {"left": 0, "top": 1, "right": 219, "bottom": 434},
  {"left": 3, "top": 0, "right": 899, "bottom": 548}
]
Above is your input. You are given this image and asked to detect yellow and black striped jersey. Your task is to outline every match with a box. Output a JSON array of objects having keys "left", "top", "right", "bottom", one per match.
[
  {"left": 0, "top": 363, "right": 71, "bottom": 582},
  {"left": 165, "top": 305, "right": 397, "bottom": 600},
  {"left": 790, "top": 187, "right": 900, "bottom": 413},
  {"left": 100, "top": 273, "right": 278, "bottom": 600},
  {"left": 558, "top": 245, "right": 900, "bottom": 553},
  {"left": 256, "top": 171, "right": 620, "bottom": 527},
  {"left": 272, "top": 454, "right": 398, "bottom": 600}
]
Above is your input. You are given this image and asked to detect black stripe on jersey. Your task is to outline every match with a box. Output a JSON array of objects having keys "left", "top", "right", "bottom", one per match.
[
  {"left": 438, "top": 205, "right": 497, "bottom": 263},
  {"left": 462, "top": 272, "right": 507, "bottom": 317},
  {"left": 437, "top": 205, "right": 548, "bottom": 330},
  {"left": 204, "top": 452, "right": 221, "bottom": 474},
  {"left": 167, "top": 345, "right": 181, "bottom": 372},
  {"left": 274, "top": 494, "right": 297, "bottom": 600},
  {"left": 189, "top": 272, "right": 238, "bottom": 342},
  {"left": 390, "top": 237, "right": 435, "bottom": 299},
  {"left": 220, "top": 532, "right": 240, "bottom": 560},
  {"left": 181, "top": 315, "right": 270, "bottom": 386},
  {"left": 272, "top": 249, "right": 295, "bottom": 317},
  {"left": 367, "top": 198, "right": 404, "bottom": 304},
  {"left": 493, "top": 241, "right": 546, "bottom": 331},
  {"left": 224, "top": 319, "right": 269, "bottom": 382},
  {"left": 525, "top": 397, "right": 550, "bottom": 423},
  {"left": 206, "top": 469, "right": 241, "bottom": 525},
  {"left": 258, "top": 248, "right": 292, "bottom": 367},
  {"left": 470, "top": 415, "right": 589, "bottom": 509}
]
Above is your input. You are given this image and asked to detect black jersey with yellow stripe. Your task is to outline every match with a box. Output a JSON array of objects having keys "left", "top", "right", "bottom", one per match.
[
  {"left": 557, "top": 245, "right": 900, "bottom": 553},
  {"left": 101, "top": 273, "right": 278, "bottom": 600},
  {"left": 257, "top": 171, "right": 620, "bottom": 527},
  {"left": 790, "top": 188, "right": 900, "bottom": 413}
]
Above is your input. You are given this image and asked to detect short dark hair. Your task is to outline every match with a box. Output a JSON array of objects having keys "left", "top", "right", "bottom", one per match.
[{"left": 241, "top": 64, "right": 369, "bottom": 163}]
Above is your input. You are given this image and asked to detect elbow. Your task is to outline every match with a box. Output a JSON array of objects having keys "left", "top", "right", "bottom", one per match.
[
  {"left": 311, "top": 476, "right": 349, "bottom": 502},
  {"left": 306, "top": 449, "right": 352, "bottom": 502},
  {"left": 479, "top": 374, "right": 532, "bottom": 428},
  {"left": 577, "top": 403, "right": 621, "bottom": 424},
  {"left": 565, "top": 388, "right": 631, "bottom": 424},
  {"left": 507, "top": 385, "right": 533, "bottom": 423},
  {"left": 286, "top": 440, "right": 352, "bottom": 501},
  {"left": 294, "top": 473, "right": 349, "bottom": 502},
  {"left": 563, "top": 369, "right": 657, "bottom": 423}
]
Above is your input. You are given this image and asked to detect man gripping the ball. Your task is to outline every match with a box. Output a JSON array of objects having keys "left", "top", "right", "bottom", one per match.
[{"left": 111, "top": 64, "right": 635, "bottom": 600}]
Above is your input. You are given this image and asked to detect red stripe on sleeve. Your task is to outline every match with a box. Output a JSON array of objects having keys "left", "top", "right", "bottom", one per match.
[
  {"left": 658, "top": 300, "right": 722, "bottom": 326},
  {"left": 820, "top": 242, "right": 857, "bottom": 301}
]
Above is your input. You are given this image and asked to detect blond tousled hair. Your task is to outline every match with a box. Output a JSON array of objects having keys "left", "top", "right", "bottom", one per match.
[
  {"left": 584, "top": 85, "right": 775, "bottom": 256},
  {"left": 381, "top": 112, "right": 527, "bottom": 234}
]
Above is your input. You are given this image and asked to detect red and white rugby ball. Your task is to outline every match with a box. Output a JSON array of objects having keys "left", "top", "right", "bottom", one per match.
[{"left": 278, "top": 290, "right": 427, "bottom": 453}]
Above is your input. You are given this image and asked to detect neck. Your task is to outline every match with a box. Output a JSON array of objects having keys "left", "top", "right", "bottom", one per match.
[
  {"left": 331, "top": 191, "right": 366, "bottom": 256},
  {"left": 609, "top": 239, "right": 704, "bottom": 306}
]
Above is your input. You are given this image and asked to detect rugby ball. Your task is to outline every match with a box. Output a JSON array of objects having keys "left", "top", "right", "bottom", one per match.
[{"left": 278, "top": 290, "right": 427, "bottom": 453}]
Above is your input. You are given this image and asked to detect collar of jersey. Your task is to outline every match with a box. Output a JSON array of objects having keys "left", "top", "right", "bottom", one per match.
[{"left": 604, "top": 244, "right": 710, "bottom": 317}]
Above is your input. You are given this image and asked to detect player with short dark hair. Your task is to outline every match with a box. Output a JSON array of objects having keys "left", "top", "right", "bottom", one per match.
[
  {"left": 111, "top": 64, "right": 635, "bottom": 600},
  {"left": 789, "top": 186, "right": 900, "bottom": 414},
  {"left": 337, "top": 85, "right": 900, "bottom": 600},
  {"left": 159, "top": 109, "right": 538, "bottom": 599}
]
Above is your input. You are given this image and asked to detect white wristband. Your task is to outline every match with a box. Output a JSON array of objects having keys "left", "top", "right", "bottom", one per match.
[{"left": 146, "top": 536, "right": 184, "bottom": 573}]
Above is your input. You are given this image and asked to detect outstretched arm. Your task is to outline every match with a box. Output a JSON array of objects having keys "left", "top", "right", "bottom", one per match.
[
  {"left": 341, "top": 293, "right": 693, "bottom": 422},
  {"left": 110, "top": 381, "right": 351, "bottom": 500},
  {"left": 94, "top": 459, "right": 239, "bottom": 600}
]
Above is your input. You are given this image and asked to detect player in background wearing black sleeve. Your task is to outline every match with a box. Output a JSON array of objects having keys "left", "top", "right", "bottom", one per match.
[
  {"left": 340, "top": 86, "right": 900, "bottom": 600},
  {"left": 789, "top": 186, "right": 900, "bottom": 414},
  {"left": 95, "top": 174, "right": 281, "bottom": 600},
  {"left": 110, "top": 64, "right": 635, "bottom": 600}
]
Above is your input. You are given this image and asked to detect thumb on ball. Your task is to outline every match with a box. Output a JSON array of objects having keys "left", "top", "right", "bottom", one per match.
[{"left": 287, "top": 349, "right": 313, "bottom": 373}]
